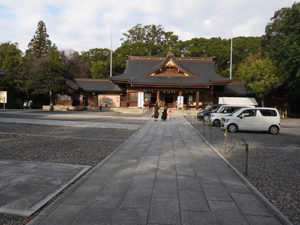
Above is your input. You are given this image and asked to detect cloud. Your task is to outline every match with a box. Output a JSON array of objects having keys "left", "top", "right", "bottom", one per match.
[{"left": 0, "top": 0, "right": 296, "bottom": 52}]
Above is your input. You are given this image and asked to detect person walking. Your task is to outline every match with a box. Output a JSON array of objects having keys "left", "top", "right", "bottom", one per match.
[
  {"left": 161, "top": 106, "right": 167, "bottom": 121},
  {"left": 153, "top": 103, "right": 159, "bottom": 121}
]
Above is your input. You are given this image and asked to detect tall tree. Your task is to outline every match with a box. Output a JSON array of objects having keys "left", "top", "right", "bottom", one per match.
[
  {"left": 0, "top": 42, "right": 22, "bottom": 89},
  {"left": 262, "top": 2, "right": 300, "bottom": 88},
  {"left": 237, "top": 54, "right": 279, "bottom": 106},
  {"left": 31, "top": 50, "right": 69, "bottom": 111},
  {"left": 26, "top": 20, "right": 52, "bottom": 59}
]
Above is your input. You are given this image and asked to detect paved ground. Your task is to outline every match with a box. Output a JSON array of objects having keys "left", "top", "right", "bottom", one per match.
[
  {"left": 0, "top": 111, "right": 144, "bottom": 224},
  {"left": 0, "top": 161, "right": 90, "bottom": 217},
  {"left": 187, "top": 117, "right": 300, "bottom": 224},
  {"left": 0, "top": 117, "right": 141, "bottom": 129},
  {"left": 28, "top": 116, "right": 285, "bottom": 225}
]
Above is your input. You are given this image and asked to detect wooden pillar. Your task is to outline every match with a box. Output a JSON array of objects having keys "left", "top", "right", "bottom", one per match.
[
  {"left": 196, "top": 91, "right": 199, "bottom": 109},
  {"left": 126, "top": 90, "right": 130, "bottom": 107},
  {"left": 157, "top": 90, "right": 160, "bottom": 102},
  {"left": 210, "top": 86, "right": 214, "bottom": 103},
  {"left": 179, "top": 90, "right": 182, "bottom": 96}
]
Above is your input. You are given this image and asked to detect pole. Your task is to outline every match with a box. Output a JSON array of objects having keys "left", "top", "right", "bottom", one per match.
[
  {"left": 230, "top": 37, "right": 233, "bottom": 79},
  {"left": 110, "top": 27, "right": 113, "bottom": 77},
  {"left": 241, "top": 138, "right": 249, "bottom": 176},
  {"left": 224, "top": 128, "right": 228, "bottom": 153}
]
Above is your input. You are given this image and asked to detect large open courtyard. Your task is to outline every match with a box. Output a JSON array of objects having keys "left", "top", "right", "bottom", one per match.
[{"left": 0, "top": 110, "right": 299, "bottom": 225}]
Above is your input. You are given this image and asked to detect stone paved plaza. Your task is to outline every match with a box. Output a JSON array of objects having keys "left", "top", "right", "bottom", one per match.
[{"left": 28, "top": 116, "right": 285, "bottom": 225}]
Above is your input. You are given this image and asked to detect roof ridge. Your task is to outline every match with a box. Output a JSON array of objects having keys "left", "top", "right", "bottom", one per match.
[
  {"left": 74, "top": 78, "right": 111, "bottom": 82},
  {"left": 128, "top": 55, "right": 213, "bottom": 62}
]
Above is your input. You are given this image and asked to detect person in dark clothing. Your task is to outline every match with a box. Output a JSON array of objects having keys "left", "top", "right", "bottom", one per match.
[
  {"left": 161, "top": 106, "right": 167, "bottom": 121},
  {"left": 153, "top": 104, "right": 159, "bottom": 121}
]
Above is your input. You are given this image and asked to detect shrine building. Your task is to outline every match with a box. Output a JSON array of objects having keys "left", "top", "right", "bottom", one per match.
[{"left": 61, "top": 52, "right": 249, "bottom": 109}]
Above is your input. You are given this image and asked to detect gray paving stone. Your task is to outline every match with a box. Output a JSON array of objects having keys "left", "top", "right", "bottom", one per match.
[
  {"left": 231, "top": 193, "right": 272, "bottom": 216},
  {"left": 148, "top": 198, "right": 180, "bottom": 225},
  {"left": 181, "top": 211, "right": 217, "bottom": 225},
  {"left": 177, "top": 175, "right": 201, "bottom": 191},
  {"left": 0, "top": 160, "right": 89, "bottom": 217},
  {"left": 37, "top": 203, "right": 87, "bottom": 225},
  {"left": 209, "top": 200, "right": 249, "bottom": 225},
  {"left": 176, "top": 164, "right": 196, "bottom": 176},
  {"left": 64, "top": 184, "right": 103, "bottom": 205},
  {"left": 153, "top": 180, "right": 177, "bottom": 199},
  {"left": 111, "top": 206, "right": 148, "bottom": 225},
  {"left": 246, "top": 215, "right": 282, "bottom": 225},
  {"left": 201, "top": 183, "right": 232, "bottom": 201}
]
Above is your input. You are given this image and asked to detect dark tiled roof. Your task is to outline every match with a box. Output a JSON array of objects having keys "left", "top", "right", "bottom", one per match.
[
  {"left": 66, "top": 78, "right": 121, "bottom": 92},
  {"left": 111, "top": 54, "right": 228, "bottom": 85},
  {"left": 223, "top": 84, "right": 249, "bottom": 95}
]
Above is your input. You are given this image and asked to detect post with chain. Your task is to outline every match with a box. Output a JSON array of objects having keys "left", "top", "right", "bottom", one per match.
[
  {"left": 209, "top": 122, "right": 213, "bottom": 142},
  {"left": 241, "top": 138, "right": 249, "bottom": 176},
  {"left": 202, "top": 120, "right": 205, "bottom": 136},
  {"left": 224, "top": 128, "right": 228, "bottom": 153}
]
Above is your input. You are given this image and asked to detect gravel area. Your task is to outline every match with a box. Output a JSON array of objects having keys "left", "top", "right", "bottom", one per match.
[
  {"left": 187, "top": 117, "right": 300, "bottom": 225},
  {"left": 0, "top": 121, "right": 140, "bottom": 225}
]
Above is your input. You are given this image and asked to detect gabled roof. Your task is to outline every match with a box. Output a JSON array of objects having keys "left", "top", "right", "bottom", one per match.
[
  {"left": 109, "top": 52, "right": 230, "bottom": 87},
  {"left": 66, "top": 78, "right": 122, "bottom": 92}
]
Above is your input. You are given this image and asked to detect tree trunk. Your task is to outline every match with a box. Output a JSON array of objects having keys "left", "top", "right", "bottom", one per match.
[{"left": 49, "top": 90, "right": 54, "bottom": 111}]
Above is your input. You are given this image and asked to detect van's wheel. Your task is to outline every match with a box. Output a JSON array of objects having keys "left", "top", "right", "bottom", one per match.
[
  {"left": 203, "top": 115, "right": 210, "bottom": 122},
  {"left": 213, "top": 119, "right": 221, "bottom": 127},
  {"left": 269, "top": 125, "right": 279, "bottom": 135},
  {"left": 228, "top": 124, "right": 238, "bottom": 133}
]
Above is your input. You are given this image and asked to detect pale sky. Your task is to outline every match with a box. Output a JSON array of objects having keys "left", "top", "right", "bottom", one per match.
[{"left": 0, "top": 0, "right": 296, "bottom": 53}]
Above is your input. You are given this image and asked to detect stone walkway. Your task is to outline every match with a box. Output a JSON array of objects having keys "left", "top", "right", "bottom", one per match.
[{"left": 29, "top": 116, "right": 284, "bottom": 225}]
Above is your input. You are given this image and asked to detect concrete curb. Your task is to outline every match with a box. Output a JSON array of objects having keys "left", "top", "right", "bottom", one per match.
[
  {"left": 28, "top": 120, "right": 148, "bottom": 224},
  {"left": 185, "top": 118, "right": 293, "bottom": 225}
]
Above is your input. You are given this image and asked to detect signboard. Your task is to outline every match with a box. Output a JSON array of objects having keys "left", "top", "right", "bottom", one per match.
[
  {"left": 98, "top": 94, "right": 120, "bottom": 107},
  {"left": 0, "top": 91, "right": 7, "bottom": 103},
  {"left": 138, "top": 92, "right": 144, "bottom": 108},
  {"left": 177, "top": 96, "right": 184, "bottom": 108}
]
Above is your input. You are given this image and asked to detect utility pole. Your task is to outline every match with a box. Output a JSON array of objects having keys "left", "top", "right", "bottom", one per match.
[{"left": 110, "top": 27, "right": 113, "bottom": 77}]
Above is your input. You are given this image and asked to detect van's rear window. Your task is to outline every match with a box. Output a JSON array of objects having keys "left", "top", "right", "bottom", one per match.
[{"left": 260, "top": 109, "right": 277, "bottom": 117}]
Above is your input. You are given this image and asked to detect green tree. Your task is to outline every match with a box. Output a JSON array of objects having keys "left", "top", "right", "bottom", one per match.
[
  {"left": 81, "top": 48, "right": 110, "bottom": 64},
  {"left": 0, "top": 42, "right": 22, "bottom": 89},
  {"left": 26, "top": 20, "right": 52, "bottom": 59},
  {"left": 121, "top": 24, "right": 179, "bottom": 47},
  {"left": 237, "top": 54, "right": 279, "bottom": 106},
  {"left": 262, "top": 2, "right": 300, "bottom": 88},
  {"left": 91, "top": 61, "right": 109, "bottom": 78},
  {"left": 31, "top": 54, "right": 69, "bottom": 111}
]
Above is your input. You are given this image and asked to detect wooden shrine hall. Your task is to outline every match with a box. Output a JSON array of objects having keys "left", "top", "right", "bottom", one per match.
[
  {"left": 109, "top": 52, "right": 245, "bottom": 109},
  {"left": 62, "top": 52, "right": 249, "bottom": 109}
]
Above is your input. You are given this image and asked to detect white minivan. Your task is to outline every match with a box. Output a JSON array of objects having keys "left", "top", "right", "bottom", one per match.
[{"left": 221, "top": 107, "right": 280, "bottom": 134}]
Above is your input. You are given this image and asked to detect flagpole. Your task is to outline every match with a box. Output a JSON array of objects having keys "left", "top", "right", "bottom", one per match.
[
  {"left": 110, "top": 27, "right": 112, "bottom": 77},
  {"left": 229, "top": 26, "right": 233, "bottom": 80}
]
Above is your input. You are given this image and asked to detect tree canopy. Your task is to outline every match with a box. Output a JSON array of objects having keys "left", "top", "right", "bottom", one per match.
[
  {"left": 237, "top": 53, "right": 279, "bottom": 106},
  {"left": 26, "top": 20, "right": 52, "bottom": 59},
  {"left": 262, "top": 2, "right": 300, "bottom": 88}
]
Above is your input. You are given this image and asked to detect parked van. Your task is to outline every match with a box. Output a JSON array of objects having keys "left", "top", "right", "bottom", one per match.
[
  {"left": 221, "top": 107, "right": 280, "bottom": 134},
  {"left": 209, "top": 105, "right": 253, "bottom": 127}
]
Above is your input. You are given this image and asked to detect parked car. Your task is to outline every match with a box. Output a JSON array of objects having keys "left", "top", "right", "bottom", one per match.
[
  {"left": 221, "top": 107, "right": 280, "bottom": 135},
  {"left": 197, "top": 104, "right": 223, "bottom": 121},
  {"left": 210, "top": 105, "right": 252, "bottom": 127}
]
